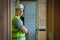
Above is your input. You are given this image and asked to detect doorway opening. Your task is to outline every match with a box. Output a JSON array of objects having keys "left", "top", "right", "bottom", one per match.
[{"left": 11, "top": 0, "right": 47, "bottom": 40}]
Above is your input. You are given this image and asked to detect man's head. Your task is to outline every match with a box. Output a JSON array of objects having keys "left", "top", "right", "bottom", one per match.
[{"left": 15, "top": 4, "right": 24, "bottom": 16}]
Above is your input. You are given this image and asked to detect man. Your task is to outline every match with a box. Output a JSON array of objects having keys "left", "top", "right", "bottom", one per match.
[{"left": 12, "top": 4, "right": 28, "bottom": 40}]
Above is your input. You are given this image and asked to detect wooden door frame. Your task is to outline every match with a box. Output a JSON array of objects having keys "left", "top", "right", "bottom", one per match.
[
  {"left": 46, "top": 0, "right": 54, "bottom": 40},
  {"left": 5, "top": 0, "right": 56, "bottom": 40},
  {"left": 8, "top": 0, "right": 12, "bottom": 40},
  {"left": 0, "top": 0, "right": 12, "bottom": 40},
  {"left": 7, "top": 0, "right": 55, "bottom": 40},
  {"left": 5, "top": 0, "right": 12, "bottom": 40},
  {"left": 7, "top": 0, "right": 12, "bottom": 40}
]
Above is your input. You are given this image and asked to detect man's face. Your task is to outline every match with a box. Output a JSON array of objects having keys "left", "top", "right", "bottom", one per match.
[{"left": 19, "top": 8, "right": 24, "bottom": 16}]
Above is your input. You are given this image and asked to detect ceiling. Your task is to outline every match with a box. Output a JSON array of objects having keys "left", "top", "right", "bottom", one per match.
[
  {"left": 20, "top": 0, "right": 36, "bottom": 1},
  {"left": 20, "top": 0, "right": 46, "bottom": 1}
]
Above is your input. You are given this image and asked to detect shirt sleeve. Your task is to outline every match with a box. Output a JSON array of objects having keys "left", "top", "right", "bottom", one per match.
[{"left": 14, "top": 19, "right": 23, "bottom": 28}]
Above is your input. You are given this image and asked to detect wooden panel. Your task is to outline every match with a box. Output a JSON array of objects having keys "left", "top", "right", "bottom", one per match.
[
  {"left": 54, "top": 0, "right": 60, "bottom": 40},
  {"left": 38, "top": 31, "right": 46, "bottom": 40},
  {"left": 46, "top": 0, "right": 54, "bottom": 40},
  {"left": 0, "top": 0, "right": 5, "bottom": 40},
  {"left": 40, "top": 1, "right": 46, "bottom": 26},
  {"left": 8, "top": 0, "right": 12, "bottom": 40},
  {"left": 0, "top": 0, "right": 11, "bottom": 40}
]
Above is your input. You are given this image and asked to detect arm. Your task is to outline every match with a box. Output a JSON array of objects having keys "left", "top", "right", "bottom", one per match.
[
  {"left": 18, "top": 24, "right": 28, "bottom": 40},
  {"left": 19, "top": 26, "right": 28, "bottom": 40},
  {"left": 18, "top": 26, "right": 28, "bottom": 33},
  {"left": 15, "top": 19, "right": 28, "bottom": 33}
]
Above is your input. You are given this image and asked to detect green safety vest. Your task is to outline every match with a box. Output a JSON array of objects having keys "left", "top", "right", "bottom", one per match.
[{"left": 12, "top": 16, "right": 26, "bottom": 40}]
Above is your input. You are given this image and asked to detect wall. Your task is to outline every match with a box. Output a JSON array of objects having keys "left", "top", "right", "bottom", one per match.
[
  {"left": 20, "top": 1, "right": 36, "bottom": 40},
  {"left": 12, "top": 0, "right": 15, "bottom": 17}
]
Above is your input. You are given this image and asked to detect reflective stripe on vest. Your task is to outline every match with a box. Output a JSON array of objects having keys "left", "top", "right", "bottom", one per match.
[{"left": 12, "top": 16, "right": 26, "bottom": 40}]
